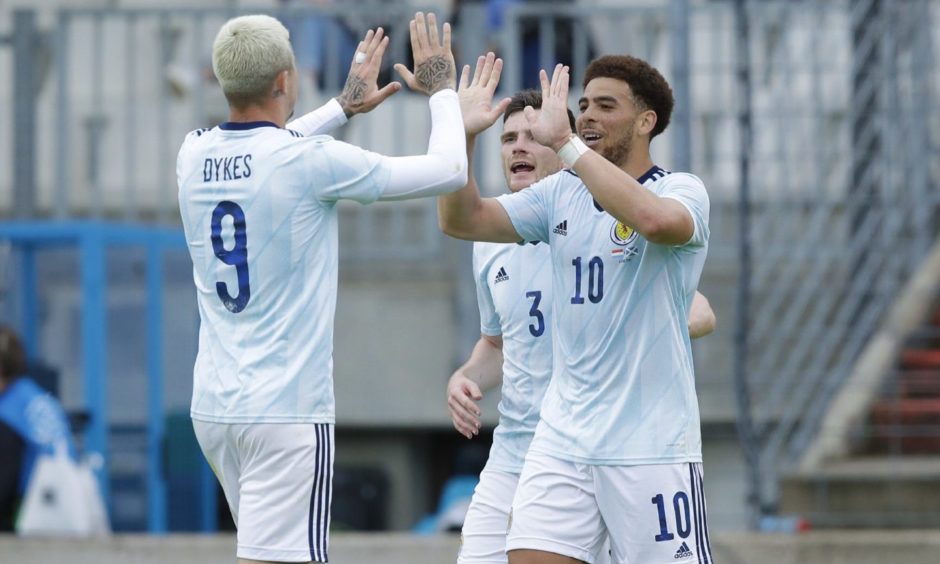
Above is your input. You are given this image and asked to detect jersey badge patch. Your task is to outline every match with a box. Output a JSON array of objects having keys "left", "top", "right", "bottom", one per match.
[{"left": 610, "top": 220, "right": 639, "bottom": 262}]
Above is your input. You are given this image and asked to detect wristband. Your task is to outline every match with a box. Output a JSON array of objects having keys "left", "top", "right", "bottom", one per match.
[{"left": 557, "top": 135, "right": 589, "bottom": 167}]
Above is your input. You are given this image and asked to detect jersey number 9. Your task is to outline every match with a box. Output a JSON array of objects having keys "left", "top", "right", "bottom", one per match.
[{"left": 211, "top": 201, "right": 251, "bottom": 313}]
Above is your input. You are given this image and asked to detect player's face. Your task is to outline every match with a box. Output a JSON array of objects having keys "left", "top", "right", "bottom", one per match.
[
  {"left": 576, "top": 77, "right": 645, "bottom": 167},
  {"left": 500, "top": 110, "right": 565, "bottom": 192}
]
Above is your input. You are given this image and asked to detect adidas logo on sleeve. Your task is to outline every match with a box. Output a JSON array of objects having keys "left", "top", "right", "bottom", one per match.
[
  {"left": 553, "top": 220, "right": 568, "bottom": 236},
  {"left": 494, "top": 266, "right": 510, "bottom": 283},
  {"left": 674, "top": 541, "right": 694, "bottom": 559}
]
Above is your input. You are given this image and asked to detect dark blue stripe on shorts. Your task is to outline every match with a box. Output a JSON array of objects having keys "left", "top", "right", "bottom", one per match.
[
  {"left": 689, "top": 463, "right": 703, "bottom": 564},
  {"left": 696, "top": 464, "right": 713, "bottom": 562},
  {"left": 308, "top": 424, "right": 333, "bottom": 562}
]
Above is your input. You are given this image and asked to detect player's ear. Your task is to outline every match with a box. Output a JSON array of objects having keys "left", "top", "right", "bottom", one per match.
[
  {"left": 637, "top": 109, "right": 657, "bottom": 137},
  {"left": 272, "top": 69, "right": 290, "bottom": 98}
]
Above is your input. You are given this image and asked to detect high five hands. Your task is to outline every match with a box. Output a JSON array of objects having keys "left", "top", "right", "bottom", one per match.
[
  {"left": 395, "top": 12, "right": 457, "bottom": 96},
  {"left": 525, "top": 63, "right": 574, "bottom": 151},
  {"left": 458, "top": 52, "right": 512, "bottom": 137},
  {"left": 337, "top": 12, "right": 458, "bottom": 117},
  {"left": 337, "top": 27, "right": 401, "bottom": 117},
  {"left": 338, "top": 13, "right": 572, "bottom": 145}
]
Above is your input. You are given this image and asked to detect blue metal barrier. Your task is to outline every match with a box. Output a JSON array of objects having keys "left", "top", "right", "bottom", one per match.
[{"left": 0, "top": 220, "right": 216, "bottom": 533}]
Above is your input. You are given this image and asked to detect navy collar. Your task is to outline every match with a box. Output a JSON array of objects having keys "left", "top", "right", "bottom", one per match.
[
  {"left": 516, "top": 240, "right": 541, "bottom": 246},
  {"left": 593, "top": 165, "right": 665, "bottom": 212},
  {"left": 219, "top": 121, "right": 280, "bottom": 131},
  {"left": 637, "top": 165, "right": 666, "bottom": 184}
]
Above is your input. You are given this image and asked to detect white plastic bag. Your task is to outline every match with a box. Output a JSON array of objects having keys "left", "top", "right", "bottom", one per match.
[{"left": 16, "top": 442, "right": 110, "bottom": 537}]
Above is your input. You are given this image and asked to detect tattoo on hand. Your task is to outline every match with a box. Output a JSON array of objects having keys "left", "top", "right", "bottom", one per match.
[
  {"left": 338, "top": 74, "right": 367, "bottom": 116},
  {"left": 415, "top": 55, "right": 454, "bottom": 95}
]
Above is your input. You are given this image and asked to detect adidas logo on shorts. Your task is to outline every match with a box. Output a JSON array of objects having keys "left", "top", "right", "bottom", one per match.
[{"left": 674, "top": 541, "right": 694, "bottom": 559}]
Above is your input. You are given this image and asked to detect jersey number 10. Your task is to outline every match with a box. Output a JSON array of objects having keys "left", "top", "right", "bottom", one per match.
[
  {"left": 210, "top": 201, "right": 251, "bottom": 313},
  {"left": 571, "top": 256, "right": 604, "bottom": 304}
]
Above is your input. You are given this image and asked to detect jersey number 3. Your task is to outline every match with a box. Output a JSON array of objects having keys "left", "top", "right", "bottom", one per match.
[
  {"left": 210, "top": 201, "right": 250, "bottom": 313},
  {"left": 526, "top": 290, "right": 545, "bottom": 337}
]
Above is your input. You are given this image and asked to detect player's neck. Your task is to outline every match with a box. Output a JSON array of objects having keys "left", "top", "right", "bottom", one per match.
[
  {"left": 227, "top": 104, "right": 287, "bottom": 128},
  {"left": 622, "top": 151, "right": 656, "bottom": 180}
]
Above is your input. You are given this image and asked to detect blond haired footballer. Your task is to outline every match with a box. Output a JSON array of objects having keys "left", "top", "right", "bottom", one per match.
[{"left": 178, "top": 13, "right": 466, "bottom": 563}]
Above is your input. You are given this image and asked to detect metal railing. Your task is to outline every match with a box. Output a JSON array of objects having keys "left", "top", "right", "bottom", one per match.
[
  {"left": 10, "top": 3, "right": 458, "bottom": 261},
  {"left": 731, "top": 0, "right": 938, "bottom": 518},
  {"left": 4, "top": 0, "right": 940, "bottom": 526}
]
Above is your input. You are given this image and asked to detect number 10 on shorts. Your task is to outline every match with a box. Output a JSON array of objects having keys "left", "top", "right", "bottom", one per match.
[{"left": 651, "top": 491, "right": 691, "bottom": 542}]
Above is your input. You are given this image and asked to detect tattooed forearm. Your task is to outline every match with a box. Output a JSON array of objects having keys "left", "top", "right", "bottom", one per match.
[
  {"left": 415, "top": 55, "right": 454, "bottom": 95},
  {"left": 338, "top": 74, "right": 367, "bottom": 117}
]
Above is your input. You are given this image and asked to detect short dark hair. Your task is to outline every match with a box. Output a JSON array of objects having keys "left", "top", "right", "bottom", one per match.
[
  {"left": 583, "top": 55, "right": 674, "bottom": 139},
  {"left": 502, "top": 89, "right": 576, "bottom": 133},
  {"left": 0, "top": 326, "right": 27, "bottom": 382}
]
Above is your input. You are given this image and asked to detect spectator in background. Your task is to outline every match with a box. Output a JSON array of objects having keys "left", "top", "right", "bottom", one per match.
[
  {"left": 0, "top": 326, "right": 75, "bottom": 532},
  {"left": 280, "top": 0, "right": 359, "bottom": 104},
  {"left": 466, "top": 0, "right": 591, "bottom": 90}
]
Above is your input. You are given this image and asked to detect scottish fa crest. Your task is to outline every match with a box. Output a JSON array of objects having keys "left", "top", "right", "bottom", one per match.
[
  {"left": 610, "top": 220, "right": 639, "bottom": 262},
  {"left": 610, "top": 220, "right": 638, "bottom": 246}
]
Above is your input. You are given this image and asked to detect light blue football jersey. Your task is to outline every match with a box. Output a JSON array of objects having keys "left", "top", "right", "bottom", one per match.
[
  {"left": 496, "top": 166, "right": 709, "bottom": 465},
  {"left": 178, "top": 122, "right": 390, "bottom": 424},
  {"left": 473, "top": 240, "right": 554, "bottom": 473}
]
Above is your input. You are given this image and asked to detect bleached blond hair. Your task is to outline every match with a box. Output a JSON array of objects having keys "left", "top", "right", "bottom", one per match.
[{"left": 212, "top": 15, "right": 296, "bottom": 107}]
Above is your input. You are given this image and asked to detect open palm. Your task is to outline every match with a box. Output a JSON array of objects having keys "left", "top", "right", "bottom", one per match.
[
  {"left": 458, "top": 52, "right": 511, "bottom": 137},
  {"left": 338, "top": 27, "right": 401, "bottom": 116},
  {"left": 525, "top": 64, "right": 573, "bottom": 150}
]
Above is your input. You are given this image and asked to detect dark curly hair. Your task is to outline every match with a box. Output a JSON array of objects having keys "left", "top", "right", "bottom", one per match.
[
  {"left": 582, "top": 55, "right": 674, "bottom": 139},
  {"left": 0, "top": 326, "right": 27, "bottom": 383},
  {"left": 503, "top": 89, "right": 576, "bottom": 133}
]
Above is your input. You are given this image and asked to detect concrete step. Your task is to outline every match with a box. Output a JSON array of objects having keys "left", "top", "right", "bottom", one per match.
[
  {"left": 781, "top": 456, "right": 940, "bottom": 527},
  {"left": 862, "top": 431, "right": 940, "bottom": 455},
  {"left": 6, "top": 531, "right": 940, "bottom": 564},
  {"left": 900, "top": 348, "right": 940, "bottom": 370},
  {"left": 870, "top": 398, "right": 940, "bottom": 426},
  {"left": 861, "top": 374, "right": 940, "bottom": 454},
  {"left": 888, "top": 370, "right": 940, "bottom": 398}
]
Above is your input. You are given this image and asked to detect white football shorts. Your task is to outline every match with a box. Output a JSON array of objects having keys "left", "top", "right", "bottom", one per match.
[
  {"left": 193, "top": 420, "right": 334, "bottom": 563},
  {"left": 459, "top": 463, "right": 610, "bottom": 564},
  {"left": 506, "top": 450, "right": 713, "bottom": 564}
]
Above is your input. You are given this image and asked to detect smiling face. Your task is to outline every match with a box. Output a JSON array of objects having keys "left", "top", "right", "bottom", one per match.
[
  {"left": 501, "top": 110, "right": 565, "bottom": 192},
  {"left": 576, "top": 77, "right": 655, "bottom": 168}
]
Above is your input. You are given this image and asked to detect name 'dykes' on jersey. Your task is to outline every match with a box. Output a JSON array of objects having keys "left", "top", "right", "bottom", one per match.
[
  {"left": 178, "top": 123, "right": 390, "bottom": 426},
  {"left": 203, "top": 154, "right": 253, "bottom": 182}
]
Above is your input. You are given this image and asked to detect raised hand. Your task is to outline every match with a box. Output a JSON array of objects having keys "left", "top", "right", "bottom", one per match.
[
  {"left": 393, "top": 12, "right": 456, "bottom": 96},
  {"left": 524, "top": 64, "right": 574, "bottom": 151},
  {"left": 336, "top": 27, "right": 402, "bottom": 117},
  {"left": 458, "top": 52, "right": 512, "bottom": 137}
]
